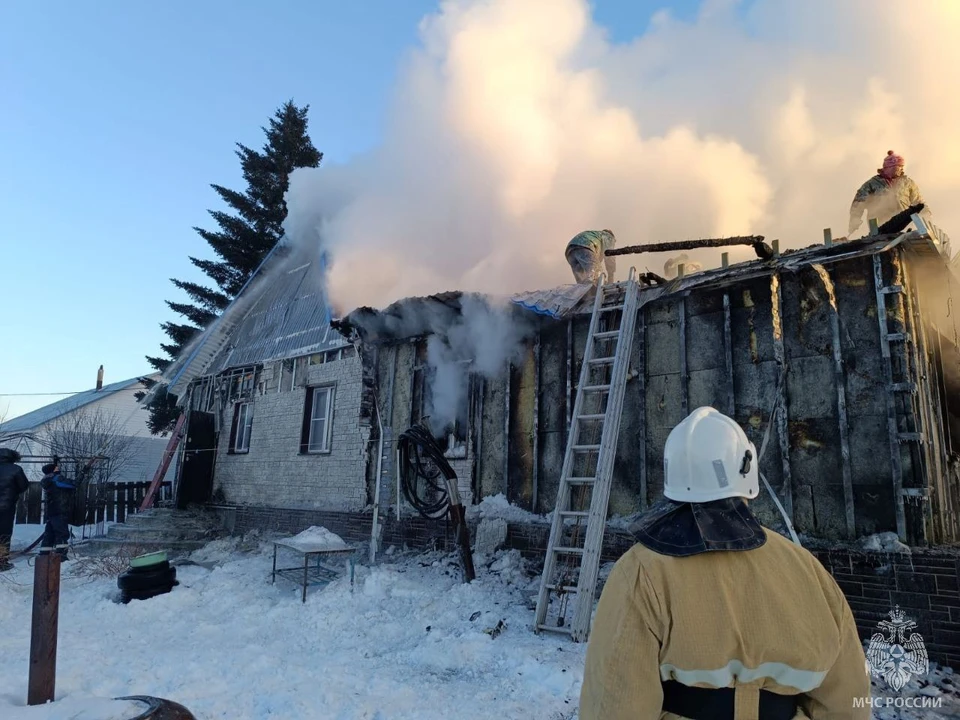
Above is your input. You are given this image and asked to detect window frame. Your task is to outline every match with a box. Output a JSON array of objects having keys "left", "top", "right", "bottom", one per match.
[
  {"left": 230, "top": 401, "right": 253, "bottom": 454},
  {"left": 300, "top": 384, "right": 335, "bottom": 454}
]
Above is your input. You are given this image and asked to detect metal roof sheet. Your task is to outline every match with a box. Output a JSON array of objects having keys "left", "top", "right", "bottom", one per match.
[{"left": 0, "top": 375, "right": 154, "bottom": 434}]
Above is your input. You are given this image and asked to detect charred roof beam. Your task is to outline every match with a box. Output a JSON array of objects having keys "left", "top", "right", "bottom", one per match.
[{"left": 605, "top": 235, "right": 774, "bottom": 260}]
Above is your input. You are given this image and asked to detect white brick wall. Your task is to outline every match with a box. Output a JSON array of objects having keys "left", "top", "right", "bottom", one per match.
[{"left": 214, "top": 356, "right": 369, "bottom": 511}]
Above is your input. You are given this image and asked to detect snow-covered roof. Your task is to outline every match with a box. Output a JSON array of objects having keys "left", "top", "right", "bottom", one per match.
[{"left": 0, "top": 375, "right": 154, "bottom": 434}]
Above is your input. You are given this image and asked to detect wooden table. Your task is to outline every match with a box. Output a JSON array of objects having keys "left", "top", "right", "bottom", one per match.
[{"left": 270, "top": 539, "right": 357, "bottom": 603}]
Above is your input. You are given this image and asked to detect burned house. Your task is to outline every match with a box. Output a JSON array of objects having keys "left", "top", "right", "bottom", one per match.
[
  {"left": 342, "top": 229, "right": 960, "bottom": 547},
  {"left": 156, "top": 226, "right": 960, "bottom": 663},
  {"left": 165, "top": 228, "right": 960, "bottom": 547}
]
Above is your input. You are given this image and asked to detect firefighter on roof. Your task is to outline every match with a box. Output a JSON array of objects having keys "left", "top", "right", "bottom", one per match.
[
  {"left": 565, "top": 229, "right": 617, "bottom": 284},
  {"left": 848, "top": 150, "right": 951, "bottom": 256}
]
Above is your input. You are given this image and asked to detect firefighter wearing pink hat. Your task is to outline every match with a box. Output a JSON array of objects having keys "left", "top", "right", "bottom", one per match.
[
  {"left": 580, "top": 407, "right": 870, "bottom": 720},
  {"left": 848, "top": 150, "right": 926, "bottom": 237}
]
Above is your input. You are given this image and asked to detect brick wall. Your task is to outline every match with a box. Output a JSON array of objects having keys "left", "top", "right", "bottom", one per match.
[
  {"left": 214, "top": 356, "right": 369, "bottom": 511},
  {"left": 811, "top": 547, "right": 960, "bottom": 668},
  {"left": 222, "top": 504, "right": 460, "bottom": 554},
  {"left": 215, "top": 502, "right": 960, "bottom": 667}
]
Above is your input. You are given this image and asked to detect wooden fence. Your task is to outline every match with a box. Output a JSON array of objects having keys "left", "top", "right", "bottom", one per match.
[{"left": 15, "top": 480, "right": 173, "bottom": 526}]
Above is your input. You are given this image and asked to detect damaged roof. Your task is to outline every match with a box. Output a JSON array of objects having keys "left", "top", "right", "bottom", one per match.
[
  {"left": 163, "top": 244, "right": 345, "bottom": 398},
  {"left": 341, "top": 228, "right": 946, "bottom": 344},
  {"left": 163, "top": 225, "right": 946, "bottom": 394},
  {"left": 337, "top": 284, "right": 595, "bottom": 344}
]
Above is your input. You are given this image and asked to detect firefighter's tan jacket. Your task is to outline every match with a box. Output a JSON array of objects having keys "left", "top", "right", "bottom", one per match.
[{"left": 579, "top": 529, "right": 870, "bottom": 720}]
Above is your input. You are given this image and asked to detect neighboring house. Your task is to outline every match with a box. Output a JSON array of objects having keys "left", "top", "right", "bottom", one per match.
[
  {"left": 0, "top": 371, "right": 172, "bottom": 485},
  {"left": 163, "top": 229, "right": 960, "bottom": 547}
]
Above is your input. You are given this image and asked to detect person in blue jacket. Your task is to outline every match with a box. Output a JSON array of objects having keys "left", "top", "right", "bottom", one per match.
[{"left": 41, "top": 460, "right": 75, "bottom": 558}]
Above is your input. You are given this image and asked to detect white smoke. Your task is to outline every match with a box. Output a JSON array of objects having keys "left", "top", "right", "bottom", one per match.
[
  {"left": 425, "top": 295, "right": 534, "bottom": 432},
  {"left": 284, "top": 0, "right": 960, "bottom": 427},
  {"left": 663, "top": 254, "right": 704, "bottom": 279},
  {"left": 285, "top": 0, "right": 960, "bottom": 313}
]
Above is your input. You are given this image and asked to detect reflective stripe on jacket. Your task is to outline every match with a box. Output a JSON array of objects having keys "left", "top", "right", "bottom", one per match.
[{"left": 579, "top": 529, "right": 870, "bottom": 720}]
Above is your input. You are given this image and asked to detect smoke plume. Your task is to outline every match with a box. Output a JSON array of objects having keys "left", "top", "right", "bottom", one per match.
[
  {"left": 285, "top": 0, "right": 960, "bottom": 313},
  {"left": 284, "top": 0, "right": 960, "bottom": 430},
  {"left": 425, "top": 295, "right": 534, "bottom": 433}
]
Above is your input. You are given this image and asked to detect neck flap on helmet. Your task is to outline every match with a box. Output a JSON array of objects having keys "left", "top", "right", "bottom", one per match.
[{"left": 632, "top": 497, "right": 767, "bottom": 557}]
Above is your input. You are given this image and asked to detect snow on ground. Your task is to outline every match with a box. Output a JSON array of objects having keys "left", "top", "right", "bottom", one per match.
[
  {"left": 2, "top": 524, "right": 959, "bottom": 719},
  {"left": 0, "top": 535, "right": 582, "bottom": 720},
  {"left": 467, "top": 493, "right": 547, "bottom": 525},
  {"left": 10, "top": 523, "right": 115, "bottom": 552}
]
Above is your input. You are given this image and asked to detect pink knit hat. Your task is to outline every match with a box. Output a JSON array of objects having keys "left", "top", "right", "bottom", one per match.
[{"left": 883, "top": 150, "right": 904, "bottom": 170}]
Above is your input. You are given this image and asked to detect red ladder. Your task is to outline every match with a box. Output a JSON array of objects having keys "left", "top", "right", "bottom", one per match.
[{"left": 139, "top": 413, "right": 187, "bottom": 511}]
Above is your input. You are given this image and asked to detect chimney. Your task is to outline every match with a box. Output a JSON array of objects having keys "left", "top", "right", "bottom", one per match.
[{"left": 96, "top": 365, "right": 104, "bottom": 391}]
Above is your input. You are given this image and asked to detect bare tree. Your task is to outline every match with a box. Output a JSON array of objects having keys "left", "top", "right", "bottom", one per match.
[{"left": 45, "top": 407, "right": 140, "bottom": 485}]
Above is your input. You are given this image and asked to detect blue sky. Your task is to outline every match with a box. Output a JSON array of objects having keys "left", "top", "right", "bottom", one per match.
[{"left": 0, "top": 0, "right": 701, "bottom": 422}]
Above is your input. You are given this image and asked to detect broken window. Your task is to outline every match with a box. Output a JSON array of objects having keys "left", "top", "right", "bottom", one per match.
[
  {"left": 410, "top": 340, "right": 470, "bottom": 453},
  {"left": 280, "top": 359, "right": 294, "bottom": 392},
  {"left": 229, "top": 402, "right": 253, "bottom": 453},
  {"left": 301, "top": 385, "right": 335, "bottom": 453}
]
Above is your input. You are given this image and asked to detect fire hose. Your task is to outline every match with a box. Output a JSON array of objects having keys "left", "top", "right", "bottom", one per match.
[{"left": 397, "top": 424, "right": 476, "bottom": 582}]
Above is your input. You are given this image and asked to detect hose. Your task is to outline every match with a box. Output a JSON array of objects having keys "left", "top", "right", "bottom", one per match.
[
  {"left": 396, "top": 423, "right": 476, "bottom": 581},
  {"left": 398, "top": 424, "right": 456, "bottom": 519}
]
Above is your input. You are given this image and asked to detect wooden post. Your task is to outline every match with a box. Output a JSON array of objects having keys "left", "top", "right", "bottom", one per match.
[
  {"left": 869, "top": 218, "right": 880, "bottom": 236},
  {"left": 772, "top": 239, "right": 780, "bottom": 257},
  {"left": 721, "top": 252, "right": 729, "bottom": 268},
  {"left": 28, "top": 549, "right": 61, "bottom": 706},
  {"left": 677, "top": 263, "right": 685, "bottom": 278},
  {"left": 823, "top": 229, "right": 833, "bottom": 246}
]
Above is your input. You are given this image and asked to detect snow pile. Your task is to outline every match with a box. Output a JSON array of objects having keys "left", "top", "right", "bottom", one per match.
[
  {"left": 282, "top": 525, "right": 350, "bottom": 551},
  {"left": 870, "top": 661, "right": 960, "bottom": 719},
  {"left": 861, "top": 532, "right": 912, "bottom": 554},
  {"left": 467, "top": 494, "right": 546, "bottom": 525}
]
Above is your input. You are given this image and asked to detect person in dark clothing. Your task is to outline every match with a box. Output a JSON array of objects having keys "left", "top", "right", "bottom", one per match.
[
  {"left": 41, "top": 461, "right": 75, "bottom": 558},
  {"left": 0, "top": 448, "right": 30, "bottom": 571}
]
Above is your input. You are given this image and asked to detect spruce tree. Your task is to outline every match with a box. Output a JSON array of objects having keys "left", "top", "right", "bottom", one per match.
[{"left": 142, "top": 101, "right": 322, "bottom": 432}]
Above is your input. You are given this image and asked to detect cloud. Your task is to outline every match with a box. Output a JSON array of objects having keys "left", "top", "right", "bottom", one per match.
[{"left": 284, "top": 0, "right": 960, "bottom": 312}]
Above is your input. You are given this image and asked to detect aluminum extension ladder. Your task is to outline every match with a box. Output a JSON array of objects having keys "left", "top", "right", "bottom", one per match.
[{"left": 534, "top": 268, "right": 640, "bottom": 642}]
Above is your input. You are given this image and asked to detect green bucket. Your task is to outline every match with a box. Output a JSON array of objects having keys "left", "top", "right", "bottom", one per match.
[{"left": 129, "top": 551, "right": 167, "bottom": 569}]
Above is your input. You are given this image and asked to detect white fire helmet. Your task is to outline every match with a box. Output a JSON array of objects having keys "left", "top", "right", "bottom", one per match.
[{"left": 663, "top": 407, "right": 759, "bottom": 503}]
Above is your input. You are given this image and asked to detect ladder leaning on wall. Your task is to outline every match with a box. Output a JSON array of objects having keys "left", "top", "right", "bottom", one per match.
[{"left": 534, "top": 267, "right": 640, "bottom": 642}]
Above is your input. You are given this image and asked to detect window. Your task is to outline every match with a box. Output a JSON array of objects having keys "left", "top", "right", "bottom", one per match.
[
  {"left": 410, "top": 340, "right": 469, "bottom": 451},
  {"left": 301, "top": 385, "right": 334, "bottom": 453},
  {"left": 230, "top": 402, "right": 253, "bottom": 453}
]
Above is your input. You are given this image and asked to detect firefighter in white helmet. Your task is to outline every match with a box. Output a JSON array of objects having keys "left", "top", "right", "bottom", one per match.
[{"left": 580, "top": 407, "right": 869, "bottom": 720}]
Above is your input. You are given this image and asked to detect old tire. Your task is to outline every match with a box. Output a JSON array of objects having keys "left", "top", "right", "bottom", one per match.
[
  {"left": 127, "top": 559, "right": 170, "bottom": 574},
  {"left": 115, "top": 695, "right": 197, "bottom": 719},
  {"left": 121, "top": 583, "right": 175, "bottom": 603},
  {"left": 118, "top": 566, "right": 176, "bottom": 593}
]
